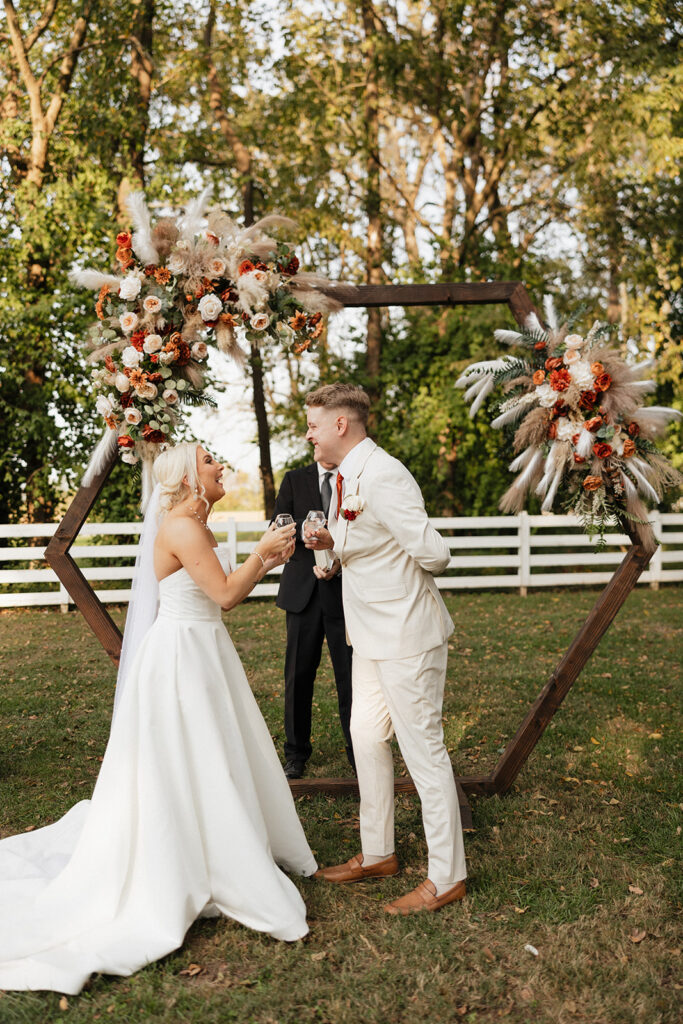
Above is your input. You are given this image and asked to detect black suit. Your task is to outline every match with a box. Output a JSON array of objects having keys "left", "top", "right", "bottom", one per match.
[{"left": 273, "top": 464, "right": 354, "bottom": 767}]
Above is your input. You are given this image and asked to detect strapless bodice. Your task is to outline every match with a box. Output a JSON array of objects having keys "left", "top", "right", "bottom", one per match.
[{"left": 157, "top": 548, "right": 231, "bottom": 621}]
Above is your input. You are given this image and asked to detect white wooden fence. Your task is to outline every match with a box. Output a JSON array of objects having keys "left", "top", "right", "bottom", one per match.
[{"left": 1, "top": 512, "right": 681, "bottom": 609}]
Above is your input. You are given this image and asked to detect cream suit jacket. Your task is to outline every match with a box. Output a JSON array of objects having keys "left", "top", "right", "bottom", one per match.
[{"left": 331, "top": 442, "right": 454, "bottom": 660}]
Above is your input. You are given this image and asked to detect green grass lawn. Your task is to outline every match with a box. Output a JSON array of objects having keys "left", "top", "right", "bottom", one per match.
[{"left": 0, "top": 588, "right": 681, "bottom": 1024}]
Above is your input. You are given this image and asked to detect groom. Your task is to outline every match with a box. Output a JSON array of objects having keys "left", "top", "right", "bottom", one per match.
[{"left": 304, "top": 383, "right": 466, "bottom": 914}]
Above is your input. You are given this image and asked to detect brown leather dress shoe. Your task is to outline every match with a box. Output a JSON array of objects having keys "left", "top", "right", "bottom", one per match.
[
  {"left": 384, "top": 878, "right": 466, "bottom": 915},
  {"left": 315, "top": 852, "right": 399, "bottom": 884}
]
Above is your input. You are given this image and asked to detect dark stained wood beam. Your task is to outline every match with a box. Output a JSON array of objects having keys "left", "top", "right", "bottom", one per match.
[{"left": 290, "top": 776, "right": 474, "bottom": 829}]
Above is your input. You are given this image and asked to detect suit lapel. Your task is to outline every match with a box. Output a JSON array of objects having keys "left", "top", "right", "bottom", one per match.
[{"left": 336, "top": 442, "right": 377, "bottom": 558}]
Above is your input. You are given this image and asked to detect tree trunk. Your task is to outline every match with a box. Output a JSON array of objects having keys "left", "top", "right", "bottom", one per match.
[
  {"left": 360, "top": 0, "right": 383, "bottom": 398},
  {"left": 203, "top": 0, "right": 274, "bottom": 514}
]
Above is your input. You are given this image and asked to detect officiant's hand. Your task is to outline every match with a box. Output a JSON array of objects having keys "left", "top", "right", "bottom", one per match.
[
  {"left": 303, "top": 525, "right": 334, "bottom": 551},
  {"left": 313, "top": 558, "right": 341, "bottom": 581}
]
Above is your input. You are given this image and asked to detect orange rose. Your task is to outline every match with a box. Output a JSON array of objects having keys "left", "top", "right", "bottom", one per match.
[
  {"left": 583, "top": 475, "right": 603, "bottom": 491},
  {"left": 592, "top": 442, "right": 613, "bottom": 459},
  {"left": 622, "top": 438, "right": 636, "bottom": 457},
  {"left": 239, "top": 259, "right": 255, "bottom": 275},
  {"left": 116, "top": 232, "right": 133, "bottom": 248},
  {"left": 584, "top": 416, "right": 603, "bottom": 433},
  {"left": 534, "top": 341, "right": 546, "bottom": 351},
  {"left": 545, "top": 357, "right": 563, "bottom": 371},
  {"left": 573, "top": 453, "right": 586, "bottom": 464},
  {"left": 532, "top": 370, "right": 546, "bottom": 386},
  {"left": 95, "top": 284, "right": 110, "bottom": 320},
  {"left": 594, "top": 372, "right": 612, "bottom": 392},
  {"left": 116, "top": 246, "right": 133, "bottom": 263},
  {"left": 549, "top": 368, "right": 571, "bottom": 392},
  {"left": 627, "top": 421, "right": 641, "bottom": 437},
  {"left": 547, "top": 422, "right": 557, "bottom": 439},
  {"left": 117, "top": 434, "right": 135, "bottom": 449},
  {"left": 590, "top": 362, "right": 604, "bottom": 376},
  {"left": 579, "top": 390, "right": 597, "bottom": 409}
]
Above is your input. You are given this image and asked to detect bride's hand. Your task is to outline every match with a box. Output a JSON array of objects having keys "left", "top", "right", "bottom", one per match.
[
  {"left": 261, "top": 535, "right": 295, "bottom": 571},
  {"left": 255, "top": 522, "right": 296, "bottom": 564}
]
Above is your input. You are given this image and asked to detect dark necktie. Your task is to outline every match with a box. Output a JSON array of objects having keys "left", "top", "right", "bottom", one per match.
[{"left": 320, "top": 471, "right": 333, "bottom": 519}]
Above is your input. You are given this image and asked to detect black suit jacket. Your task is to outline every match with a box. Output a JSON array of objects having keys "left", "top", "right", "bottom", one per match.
[{"left": 273, "top": 464, "right": 344, "bottom": 617}]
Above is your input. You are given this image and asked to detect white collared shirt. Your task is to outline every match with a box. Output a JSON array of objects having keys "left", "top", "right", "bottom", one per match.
[{"left": 329, "top": 436, "right": 374, "bottom": 519}]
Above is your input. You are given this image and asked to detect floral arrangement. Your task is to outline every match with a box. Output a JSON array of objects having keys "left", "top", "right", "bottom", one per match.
[
  {"left": 340, "top": 495, "right": 364, "bottom": 521},
  {"left": 456, "top": 297, "right": 681, "bottom": 548},
  {"left": 71, "top": 189, "right": 348, "bottom": 500}
]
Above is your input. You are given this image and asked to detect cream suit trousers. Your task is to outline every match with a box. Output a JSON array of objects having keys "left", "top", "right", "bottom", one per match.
[{"left": 350, "top": 642, "right": 467, "bottom": 886}]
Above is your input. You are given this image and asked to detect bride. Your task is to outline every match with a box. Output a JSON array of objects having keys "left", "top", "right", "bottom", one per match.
[{"left": 0, "top": 442, "right": 318, "bottom": 995}]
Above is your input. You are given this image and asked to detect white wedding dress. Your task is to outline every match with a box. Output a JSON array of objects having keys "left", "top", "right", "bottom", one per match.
[{"left": 0, "top": 550, "right": 317, "bottom": 994}]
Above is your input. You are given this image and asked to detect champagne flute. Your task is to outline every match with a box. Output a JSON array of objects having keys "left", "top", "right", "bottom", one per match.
[{"left": 305, "top": 510, "right": 333, "bottom": 569}]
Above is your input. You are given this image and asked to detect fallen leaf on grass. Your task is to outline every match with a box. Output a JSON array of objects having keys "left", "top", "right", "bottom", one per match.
[
  {"left": 628, "top": 885, "right": 644, "bottom": 895},
  {"left": 482, "top": 947, "right": 495, "bottom": 962},
  {"left": 524, "top": 944, "right": 539, "bottom": 957},
  {"left": 179, "top": 963, "right": 203, "bottom": 977},
  {"left": 648, "top": 732, "right": 662, "bottom": 740},
  {"left": 311, "top": 951, "right": 327, "bottom": 961},
  {"left": 630, "top": 929, "right": 647, "bottom": 944},
  {"left": 519, "top": 987, "right": 534, "bottom": 1002},
  {"left": 59, "top": 996, "right": 69, "bottom": 1011},
  {"left": 590, "top": 737, "right": 600, "bottom": 745},
  {"left": 455, "top": 1005, "right": 468, "bottom": 1016},
  {"left": 589, "top": 878, "right": 600, "bottom": 888},
  {"left": 514, "top": 906, "right": 529, "bottom": 914}
]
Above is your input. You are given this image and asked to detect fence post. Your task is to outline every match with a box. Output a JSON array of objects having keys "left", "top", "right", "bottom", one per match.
[
  {"left": 519, "top": 512, "right": 530, "bottom": 596},
  {"left": 649, "top": 510, "right": 662, "bottom": 590},
  {"left": 227, "top": 517, "right": 237, "bottom": 571}
]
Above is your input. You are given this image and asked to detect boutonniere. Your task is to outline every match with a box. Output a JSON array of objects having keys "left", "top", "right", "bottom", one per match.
[{"left": 340, "top": 494, "right": 364, "bottom": 521}]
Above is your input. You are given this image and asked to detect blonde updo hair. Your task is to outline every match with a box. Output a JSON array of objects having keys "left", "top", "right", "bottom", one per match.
[{"left": 154, "top": 442, "right": 208, "bottom": 514}]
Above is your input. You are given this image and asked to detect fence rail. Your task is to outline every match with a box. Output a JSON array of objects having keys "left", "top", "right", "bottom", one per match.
[{"left": 1, "top": 512, "right": 681, "bottom": 609}]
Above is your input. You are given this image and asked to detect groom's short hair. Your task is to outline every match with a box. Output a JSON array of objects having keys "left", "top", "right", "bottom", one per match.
[{"left": 305, "top": 383, "right": 370, "bottom": 427}]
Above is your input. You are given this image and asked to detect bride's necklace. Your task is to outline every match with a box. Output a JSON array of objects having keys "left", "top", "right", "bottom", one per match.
[{"left": 187, "top": 503, "right": 212, "bottom": 534}]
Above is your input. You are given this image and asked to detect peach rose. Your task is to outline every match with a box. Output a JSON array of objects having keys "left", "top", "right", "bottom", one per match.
[
  {"left": 590, "top": 362, "right": 604, "bottom": 376},
  {"left": 622, "top": 438, "right": 636, "bottom": 457},
  {"left": 532, "top": 370, "right": 546, "bottom": 386},
  {"left": 143, "top": 295, "right": 162, "bottom": 314},
  {"left": 583, "top": 475, "right": 603, "bottom": 491}
]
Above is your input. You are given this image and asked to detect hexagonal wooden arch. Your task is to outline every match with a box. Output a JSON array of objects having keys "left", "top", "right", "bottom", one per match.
[{"left": 45, "top": 282, "right": 657, "bottom": 825}]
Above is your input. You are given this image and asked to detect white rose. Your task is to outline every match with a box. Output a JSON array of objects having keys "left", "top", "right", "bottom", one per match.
[
  {"left": 563, "top": 348, "right": 580, "bottom": 364},
  {"left": 208, "top": 257, "right": 226, "bottom": 277},
  {"left": 121, "top": 451, "right": 139, "bottom": 465},
  {"left": 143, "top": 333, "right": 163, "bottom": 354},
  {"left": 121, "top": 345, "right": 141, "bottom": 368},
  {"left": 119, "top": 311, "right": 138, "bottom": 333},
  {"left": 119, "top": 275, "right": 142, "bottom": 300},
  {"left": 167, "top": 254, "right": 186, "bottom": 275},
  {"left": 143, "top": 295, "right": 162, "bottom": 314},
  {"left": 198, "top": 293, "right": 223, "bottom": 321},
  {"left": 342, "top": 494, "right": 364, "bottom": 513},
  {"left": 159, "top": 350, "right": 175, "bottom": 365},
  {"left": 191, "top": 341, "right": 208, "bottom": 360},
  {"left": 95, "top": 394, "right": 115, "bottom": 417},
  {"left": 250, "top": 313, "right": 269, "bottom": 331},
  {"left": 124, "top": 407, "right": 142, "bottom": 425},
  {"left": 556, "top": 418, "right": 580, "bottom": 442},
  {"left": 568, "top": 360, "right": 594, "bottom": 390},
  {"left": 136, "top": 382, "right": 158, "bottom": 400},
  {"left": 115, "top": 372, "right": 131, "bottom": 392},
  {"left": 175, "top": 239, "right": 190, "bottom": 251},
  {"left": 162, "top": 388, "right": 179, "bottom": 405},
  {"left": 565, "top": 333, "right": 584, "bottom": 349},
  {"left": 536, "top": 383, "right": 557, "bottom": 408}
]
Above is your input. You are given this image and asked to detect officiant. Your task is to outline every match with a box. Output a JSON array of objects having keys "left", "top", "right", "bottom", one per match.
[{"left": 273, "top": 461, "right": 355, "bottom": 779}]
